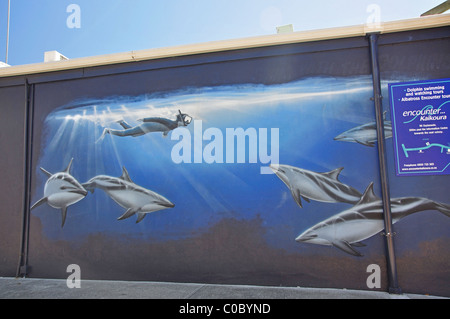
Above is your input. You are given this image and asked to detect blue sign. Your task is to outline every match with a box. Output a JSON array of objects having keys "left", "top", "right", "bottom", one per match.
[{"left": 389, "top": 78, "right": 450, "bottom": 176}]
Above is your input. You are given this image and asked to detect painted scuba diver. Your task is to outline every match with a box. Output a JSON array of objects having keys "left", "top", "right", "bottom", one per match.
[{"left": 96, "top": 110, "right": 192, "bottom": 143}]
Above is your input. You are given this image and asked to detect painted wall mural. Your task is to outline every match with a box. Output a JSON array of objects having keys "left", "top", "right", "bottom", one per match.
[
  {"left": 27, "top": 74, "right": 449, "bottom": 296},
  {"left": 30, "top": 75, "right": 449, "bottom": 256}
]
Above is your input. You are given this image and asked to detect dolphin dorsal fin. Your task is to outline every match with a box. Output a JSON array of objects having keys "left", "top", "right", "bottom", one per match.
[
  {"left": 322, "top": 167, "right": 344, "bottom": 181},
  {"left": 356, "top": 182, "right": 379, "bottom": 205},
  {"left": 120, "top": 167, "right": 133, "bottom": 183},
  {"left": 64, "top": 158, "right": 74, "bottom": 174}
]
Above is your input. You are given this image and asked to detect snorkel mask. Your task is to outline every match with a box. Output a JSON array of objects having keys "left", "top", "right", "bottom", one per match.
[{"left": 178, "top": 110, "right": 192, "bottom": 126}]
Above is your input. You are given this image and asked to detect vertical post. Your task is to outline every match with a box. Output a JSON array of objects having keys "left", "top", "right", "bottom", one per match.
[
  {"left": 368, "top": 33, "right": 402, "bottom": 294},
  {"left": 16, "top": 80, "right": 34, "bottom": 278},
  {"left": 5, "top": 0, "right": 10, "bottom": 64}
]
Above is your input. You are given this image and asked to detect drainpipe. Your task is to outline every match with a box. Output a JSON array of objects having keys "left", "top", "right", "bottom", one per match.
[
  {"left": 16, "top": 79, "right": 34, "bottom": 278},
  {"left": 367, "top": 33, "right": 402, "bottom": 295}
]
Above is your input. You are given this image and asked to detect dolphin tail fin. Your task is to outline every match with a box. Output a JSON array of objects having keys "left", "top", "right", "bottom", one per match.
[
  {"left": 435, "top": 201, "right": 450, "bottom": 218},
  {"left": 82, "top": 183, "right": 95, "bottom": 194},
  {"left": 61, "top": 207, "right": 68, "bottom": 228},
  {"left": 31, "top": 197, "right": 48, "bottom": 210},
  {"left": 117, "top": 208, "right": 138, "bottom": 221}
]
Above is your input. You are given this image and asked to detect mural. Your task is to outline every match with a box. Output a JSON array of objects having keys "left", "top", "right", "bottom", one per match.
[{"left": 30, "top": 75, "right": 449, "bottom": 264}]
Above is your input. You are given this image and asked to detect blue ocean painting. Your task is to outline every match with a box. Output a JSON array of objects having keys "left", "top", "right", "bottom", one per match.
[{"left": 30, "top": 75, "right": 449, "bottom": 257}]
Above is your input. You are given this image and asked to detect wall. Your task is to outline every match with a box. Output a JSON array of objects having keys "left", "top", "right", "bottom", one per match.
[
  {"left": 0, "top": 25, "right": 449, "bottom": 296},
  {"left": 378, "top": 27, "right": 450, "bottom": 296},
  {"left": 0, "top": 85, "right": 26, "bottom": 277}
]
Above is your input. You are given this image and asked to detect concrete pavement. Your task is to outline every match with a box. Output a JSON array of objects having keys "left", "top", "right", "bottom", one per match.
[{"left": 0, "top": 277, "right": 447, "bottom": 299}]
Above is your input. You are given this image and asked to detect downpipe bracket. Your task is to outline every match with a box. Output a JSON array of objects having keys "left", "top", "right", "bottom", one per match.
[
  {"left": 381, "top": 232, "right": 397, "bottom": 237},
  {"left": 370, "top": 95, "right": 383, "bottom": 101}
]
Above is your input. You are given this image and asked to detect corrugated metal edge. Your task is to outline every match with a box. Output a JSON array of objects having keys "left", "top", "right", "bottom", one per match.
[{"left": 1, "top": 14, "right": 449, "bottom": 78}]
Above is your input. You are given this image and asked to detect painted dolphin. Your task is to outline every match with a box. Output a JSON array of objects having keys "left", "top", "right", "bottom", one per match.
[
  {"left": 334, "top": 112, "right": 392, "bottom": 147},
  {"left": 296, "top": 182, "right": 450, "bottom": 257},
  {"left": 82, "top": 167, "right": 175, "bottom": 223},
  {"left": 96, "top": 110, "right": 192, "bottom": 143},
  {"left": 30, "top": 158, "right": 88, "bottom": 227},
  {"left": 270, "top": 164, "right": 362, "bottom": 208}
]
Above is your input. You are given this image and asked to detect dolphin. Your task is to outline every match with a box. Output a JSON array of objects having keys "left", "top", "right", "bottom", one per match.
[
  {"left": 296, "top": 182, "right": 450, "bottom": 257},
  {"left": 334, "top": 112, "right": 392, "bottom": 147},
  {"left": 30, "top": 158, "right": 88, "bottom": 227},
  {"left": 96, "top": 110, "right": 192, "bottom": 143},
  {"left": 270, "top": 164, "right": 362, "bottom": 208},
  {"left": 82, "top": 167, "right": 175, "bottom": 223}
]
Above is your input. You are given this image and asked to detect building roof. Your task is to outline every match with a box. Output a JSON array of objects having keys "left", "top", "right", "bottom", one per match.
[{"left": 0, "top": 14, "right": 449, "bottom": 78}]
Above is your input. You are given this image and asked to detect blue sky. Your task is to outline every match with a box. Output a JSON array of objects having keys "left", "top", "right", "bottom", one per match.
[{"left": 0, "top": 0, "right": 445, "bottom": 66}]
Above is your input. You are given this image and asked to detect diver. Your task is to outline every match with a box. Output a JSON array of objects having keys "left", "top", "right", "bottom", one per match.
[{"left": 96, "top": 110, "right": 192, "bottom": 143}]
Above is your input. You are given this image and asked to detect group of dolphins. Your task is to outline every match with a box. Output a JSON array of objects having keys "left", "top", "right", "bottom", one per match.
[
  {"left": 270, "top": 112, "right": 448, "bottom": 257},
  {"left": 30, "top": 158, "right": 175, "bottom": 227},
  {"left": 31, "top": 108, "right": 449, "bottom": 257},
  {"left": 30, "top": 111, "right": 193, "bottom": 227},
  {"left": 270, "top": 163, "right": 450, "bottom": 257}
]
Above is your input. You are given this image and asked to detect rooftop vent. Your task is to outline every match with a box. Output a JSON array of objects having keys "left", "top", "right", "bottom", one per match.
[{"left": 44, "top": 51, "right": 69, "bottom": 62}]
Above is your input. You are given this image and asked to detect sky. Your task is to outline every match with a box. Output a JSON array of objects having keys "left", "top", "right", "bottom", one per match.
[{"left": 0, "top": 0, "right": 446, "bottom": 66}]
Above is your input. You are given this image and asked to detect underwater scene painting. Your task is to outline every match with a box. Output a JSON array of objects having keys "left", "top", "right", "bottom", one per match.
[{"left": 30, "top": 75, "right": 450, "bottom": 262}]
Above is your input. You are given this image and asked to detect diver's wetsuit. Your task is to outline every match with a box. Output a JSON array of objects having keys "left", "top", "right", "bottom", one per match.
[
  {"left": 110, "top": 118, "right": 179, "bottom": 137},
  {"left": 97, "top": 111, "right": 191, "bottom": 142}
]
